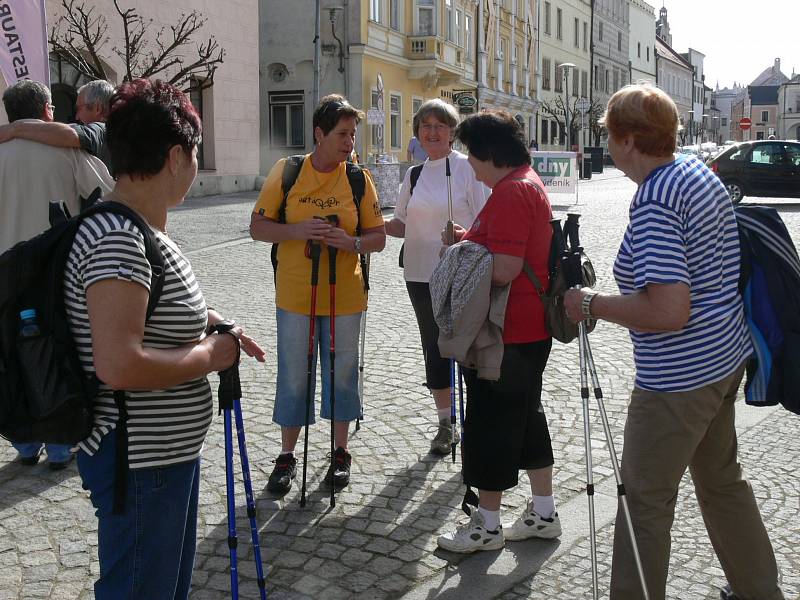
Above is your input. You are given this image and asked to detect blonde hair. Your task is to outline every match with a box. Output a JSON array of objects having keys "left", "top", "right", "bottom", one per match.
[
  {"left": 601, "top": 84, "right": 679, "bottom": 157},
  {"left": 412, "top": 98, "right": 459, "bottom": 138}
]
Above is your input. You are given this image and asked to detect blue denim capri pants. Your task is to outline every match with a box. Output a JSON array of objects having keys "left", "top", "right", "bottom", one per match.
[{"left": 274, "top": 307, "right": 362, "bottom": 427}]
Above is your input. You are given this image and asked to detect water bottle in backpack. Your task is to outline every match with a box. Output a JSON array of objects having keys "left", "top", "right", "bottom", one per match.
[{"left": 19, "top": 309, "right": 41, "bottom": 338}]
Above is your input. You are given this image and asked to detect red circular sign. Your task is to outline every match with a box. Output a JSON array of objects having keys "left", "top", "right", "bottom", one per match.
[{"left": 739, "top": 117, "right": 752, "bottom": 130}]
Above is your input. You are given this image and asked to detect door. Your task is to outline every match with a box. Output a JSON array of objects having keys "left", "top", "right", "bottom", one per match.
[
  {"left": 782, "top": 143, "right": 800, "bottom": 198},
  {"left": 745, "top": 142, "right": 787, "bottom": 197}
]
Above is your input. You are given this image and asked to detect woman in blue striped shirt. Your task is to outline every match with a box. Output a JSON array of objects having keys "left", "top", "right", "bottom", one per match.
[{"left": 565, "top": 85, "right": 784, "bottom": 600}]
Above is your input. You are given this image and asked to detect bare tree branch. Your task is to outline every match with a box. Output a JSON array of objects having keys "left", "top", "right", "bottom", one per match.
[{"left": 49, "top": 1, "right": 226, "bottom": 90}]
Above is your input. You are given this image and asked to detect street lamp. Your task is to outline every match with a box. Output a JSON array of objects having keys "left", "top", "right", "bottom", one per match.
[{"left": 559, "top": 62, "right": 576, "bottom": 151}]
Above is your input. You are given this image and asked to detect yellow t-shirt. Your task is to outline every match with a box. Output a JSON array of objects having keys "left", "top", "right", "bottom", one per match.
[{"left": 253, "top": 155, "right": 383, "bottom": 315}]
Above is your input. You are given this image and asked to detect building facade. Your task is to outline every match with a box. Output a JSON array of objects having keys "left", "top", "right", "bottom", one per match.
[
  {"left": 591, "top": 0, "right": 629, "bottom": 150},
  {"left": 534, "top": 0, "right": 592, "bottom": 150},
  {"left": 728, "top": 59, "right": 789, "bottom": 142},
  {"left": 682, "top": 48, "right": 707, "bottom": 143},
  {"left": 260, "top": 0, "right": 490, "bottom": 172},
  {"left": 778, "top": 75, "right": 800, "bottom": 140},
  {"left": 711, "top": 84, "right": 746, "bottom": 144},
  {"left": 42, "top": 0, "right": 260, "bottom": 196},
  {"left": 654, "top": 37, "right": 692, "bottom": 141},
  {"left": 627, "top": 0, "right": 656, "bottom": 85}
]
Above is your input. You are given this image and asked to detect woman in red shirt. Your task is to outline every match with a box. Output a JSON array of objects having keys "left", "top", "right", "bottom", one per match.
[{"left": 437, "top": 110, "right": 560, "bottom": 554}]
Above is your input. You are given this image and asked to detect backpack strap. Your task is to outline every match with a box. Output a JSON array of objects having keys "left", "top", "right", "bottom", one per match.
[
  {"left": 345, "top": 161, "right": 371, "bottom": 292},
  {"left": 522, "top": 261, "right": 547, "bottom": 298},
  {"left": 271, "top": 155, "right": 307, "bottom": 279},
  {"left": 78, "top": 200, "right": 166, "bottom": 515}
]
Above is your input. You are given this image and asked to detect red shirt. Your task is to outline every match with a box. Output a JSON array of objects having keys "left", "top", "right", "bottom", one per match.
[{"left": 463, "top": 165, "right": 552, "bottom": 343}]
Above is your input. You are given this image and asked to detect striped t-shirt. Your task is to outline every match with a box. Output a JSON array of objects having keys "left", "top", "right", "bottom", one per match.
[
  {"left": 64, "top": 211, "right": 212, "bottom": 468},
  {"left": 613, "top": 155, "right": 752, "bottom": 392}
]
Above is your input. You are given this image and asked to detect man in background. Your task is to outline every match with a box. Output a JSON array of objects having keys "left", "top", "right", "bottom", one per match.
[
  {"left": 0, "top": 80, "right": 113, "bottom": 470},
  {"left": 0, "top": 80, "right": 114, "bottom": 172}
]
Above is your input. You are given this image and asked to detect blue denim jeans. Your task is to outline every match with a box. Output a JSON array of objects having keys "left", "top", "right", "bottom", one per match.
[
  {"left": 12, "top": 442, "right": 72, "bottom": 463},
  {"left": 77, "top": 430, "right": 201, "bottom": 600},
  {"left": 274, "top": 307, "right": 361, "bottom": 427}
]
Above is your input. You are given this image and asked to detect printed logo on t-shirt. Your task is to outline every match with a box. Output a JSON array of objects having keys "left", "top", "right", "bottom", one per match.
[
  {"left": 299, "top": 195, "right": 340, "bottom": 210},
  {"left": 372, "top": 200, "right": 381, "bottom": 218}
]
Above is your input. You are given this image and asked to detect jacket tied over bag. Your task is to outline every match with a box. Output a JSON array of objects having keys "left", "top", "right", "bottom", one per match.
[{"left": 429, "top": 240, "right": 510, "bottom": 380}]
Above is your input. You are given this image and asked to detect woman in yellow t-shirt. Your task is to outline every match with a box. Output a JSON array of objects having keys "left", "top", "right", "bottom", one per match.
[{"left": 250, "top": 95, "right": 385, "bottom": 495}]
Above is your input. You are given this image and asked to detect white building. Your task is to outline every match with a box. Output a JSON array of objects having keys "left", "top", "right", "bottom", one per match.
[
  {"left": 778, "top": 75, "right": 800, "bottom": 140},
  {"left": 535, "top": 0, "right": 592, "bottom": 150},
  {"left": 627, "top": 0, "right": 656, "bottom": 85},
  {"left": 712, "top": 84, "right": 746, "bottom": 144},
  {"left": 592, "top": 0, "right": 629, "bottom": 150}
]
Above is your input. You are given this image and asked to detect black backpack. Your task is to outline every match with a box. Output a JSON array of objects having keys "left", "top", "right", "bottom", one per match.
[
  {"left": 270, "top": 155, "right": 369, "bottom": 289},
  {"left": 398, "top": 163, "right": 424, "bottom": 268},
  {"left": 736, "top": 205, "right": 800, "bottom": 414},
  {"left": 0, "top": 200, "right": 165, "bottom": 445}
]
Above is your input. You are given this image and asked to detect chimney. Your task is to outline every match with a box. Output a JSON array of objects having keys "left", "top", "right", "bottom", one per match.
[{"left": 774, "top": 58, "right": 780, "bottom": 72}]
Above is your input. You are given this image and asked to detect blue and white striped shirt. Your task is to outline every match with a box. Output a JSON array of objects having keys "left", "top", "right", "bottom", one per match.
[{"left": 613, "top": 155, "right": 752, "bottom": 392}]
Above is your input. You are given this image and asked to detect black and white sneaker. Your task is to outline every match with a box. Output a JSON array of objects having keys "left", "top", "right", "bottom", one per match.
[
  {"left": 266, "top": 453, "right": 297, "bottom": 494},
  {"left": 324, "top": 447, "right": 351, "bottom": 488},
  {"left": 437, "top": 510, "right": 505, "bottom": 553},
  {"left": 504, "top": 500, "right": 562, "bottom": 540}
]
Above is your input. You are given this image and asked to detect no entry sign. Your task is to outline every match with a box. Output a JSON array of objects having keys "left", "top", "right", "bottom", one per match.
[{"left": 739, "top": 117, "right": 752, "bottom": 130}]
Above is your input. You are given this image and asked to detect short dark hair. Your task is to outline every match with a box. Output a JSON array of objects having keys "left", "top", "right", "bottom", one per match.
[
  {"left": 2, "top": 80, "right": 51, "bottom": 122},
  {"left": 312, "top": 94, "right": 364, "bottom": 140},
  {"left": 106, "top": 79, "right": 201, "bottom": 178},
  {"left": 455, "top": 110, "right": 530, "bottom": 168}
]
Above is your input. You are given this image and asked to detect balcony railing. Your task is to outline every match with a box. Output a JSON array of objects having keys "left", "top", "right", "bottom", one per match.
[{"left": 407, "top": 36, "right": 441, "bottom": 60}]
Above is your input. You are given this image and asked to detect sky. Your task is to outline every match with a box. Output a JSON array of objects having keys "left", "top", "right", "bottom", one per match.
[{"left": 661, "top": 0, "right": 799, "bottom": 89}]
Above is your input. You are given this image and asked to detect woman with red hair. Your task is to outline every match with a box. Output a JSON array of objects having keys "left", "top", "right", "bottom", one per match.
[{"left": 65, "top": 79, "right": 264, "bottom": 599}]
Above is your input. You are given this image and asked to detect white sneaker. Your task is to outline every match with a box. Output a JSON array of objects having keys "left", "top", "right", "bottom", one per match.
[
  {"left": 504, "top": 501, "right": 562, "bottom": 541},
  {"left": 437, "top": 510, "right": 505, "bottom": 553}
]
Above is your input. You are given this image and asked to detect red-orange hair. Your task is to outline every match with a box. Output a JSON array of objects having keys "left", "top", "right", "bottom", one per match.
[{"left": 600, "top": 84, "right": 679, "bottom": 157}]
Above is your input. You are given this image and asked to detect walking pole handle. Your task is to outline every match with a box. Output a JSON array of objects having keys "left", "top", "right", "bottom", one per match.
[
  {"left": 308, "top": 241, "right": 321, "bottom": 286},
  {"left": 565, "top": 212, "right": 582, "bottom": 251},
  {"left": 209, "top": 319, "right": 242, "bottom": 413},
  {"left": 324, "top": 215, "right": 340, "bottom": 284}
]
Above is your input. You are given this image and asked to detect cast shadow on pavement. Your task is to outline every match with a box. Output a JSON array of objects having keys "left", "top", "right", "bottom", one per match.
[
  {"left": 0, "top": 459, "right": 77, "bottom": 511},
  {"left": 191, "top": 455, "right": 465, "bottom": 598}
]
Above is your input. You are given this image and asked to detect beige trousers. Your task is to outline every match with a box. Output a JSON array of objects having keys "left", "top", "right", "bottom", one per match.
[{"left": 609, "top": 364, "right": 784, "bottom": 600}]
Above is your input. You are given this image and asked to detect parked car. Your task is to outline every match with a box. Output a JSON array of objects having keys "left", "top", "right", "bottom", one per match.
[{"left": 706, "top": 140, "right": 800, "bottom": 203}]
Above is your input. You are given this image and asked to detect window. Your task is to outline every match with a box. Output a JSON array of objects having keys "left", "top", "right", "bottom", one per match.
[
  {"left": 573, "top": 69, "right": 579, "bottom": 96},
  {"left": 390, "top": 0, "right": 400, "bottom": 30},
  {"left": 784, "top": 143, "right": 800, "bottom": 166},
  {"left": 598, "top": 22, "right": 603, "bottom": 42},
  {"left": 617, "top": 31, "right": 622, "bottom": 52},
  {"left": 269, "top": 91, "right": 304, "bottom": 149},
  {"left": 721, "top": 117, "right": 728, "bottom": 127},
  {"left": 465, "top": 14, "right": 473, "bottom": 60},
  {"left": 550, "top": 120, "right": 558, "bottom": 145},
  {"left": 756, "top": 131, "right": 765, "bottom": 140},
  {"left": 456, "top": 10, "right": 463, "bottom": 47},
  {"left": 574, "top": 18, "right": 579, "bottom": 47},
  {"left": 390, "top": 94, "right": 401, "bottom": 149},
  {"left": 613, "top": 69, "right": 619, "bottom": 92},
  {"left": 646, "top": 46, "right": 650, "bottom": 61},
  {"left": 499, "top": 38, "right": 506, "bottom": 86},
  {"left": 583, "top": 22, "right": 588, "bottom": 51},
  {"left": 761, "top": 110, "right": 769, "bottom": 122},
  {"left": 750, "top": 143, "right": 783, "bottom": 163},
  {"left": 594, "top": 65, "right": 599, "bottom": 90},
  {"left": 542, "top": 57, "right": 551, "bottom": 90},
  {"left": 412, "top": 96, "right": 423, "bottom": 116},
  {"left": 371, "top": 89, "right": 383, "bottom": 149},
  {"left": 581, "top": 70, "right": 588, "bottom": 97},
  {"left": 554, "top": 64, "right": 563, "bottom": 93},
  {"left": 445, "top": 0, "right": 454, "bottom": 42},
  {"left": 417, "top": 0, "right": 435, "bottom": 35},
  {"left": 604, "top": 69, "right": 609, "bottom": 93},
  {"left": 556, "top": 8, "right": 562, "bottom": 40},
  {"left": 189, "top": 78, "right": 210, "bottom": 168},
  {"left": 370, "top": 0, "right": 380, "bottom": 23},
  {"left": 637, "top": 42, "right": 641, "bottom": 58},
  {"left": 540, "top": 117, "right": 548, "bottom": 144},
  {"left": 544, "top": 1, "right": 551, "bottom": 35}
]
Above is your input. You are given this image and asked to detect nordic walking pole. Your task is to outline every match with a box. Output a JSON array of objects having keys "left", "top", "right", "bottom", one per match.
[
  {"left": 356, "top": 253, "right": 370, "bottom": 432},
  {"left": 581, "top": 327, "right": 649, "bottom": 599},
  {"left": 300, "top": 240, "right": 322, "bottom": 508},
  {"left": 445, "top": 156, "right": 458, "bottom": 464},
  {"left": 326, "top": 215, "right": 339, "bottom": 507},
  {"left": 211, "top": 320, "right": 268, "bottom": 600}
]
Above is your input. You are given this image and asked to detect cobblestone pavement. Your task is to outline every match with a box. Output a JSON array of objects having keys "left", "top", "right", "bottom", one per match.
[{"left": 1, "top": 171, "right": 798, "bottom": 599}]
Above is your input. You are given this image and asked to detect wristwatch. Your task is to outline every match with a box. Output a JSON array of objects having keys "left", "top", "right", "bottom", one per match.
[
  {"left": 354, "top": 236, "right": 362, "bottom": 253},
  {"left": 581, "top": 292, "right": 598, "bottom": 319}
]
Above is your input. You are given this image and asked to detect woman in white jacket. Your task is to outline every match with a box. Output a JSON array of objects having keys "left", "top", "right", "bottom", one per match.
[{"left": 384, "top": 99, "right": 489, "bottom": 456}]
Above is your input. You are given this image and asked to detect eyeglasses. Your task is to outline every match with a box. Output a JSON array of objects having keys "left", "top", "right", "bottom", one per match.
[{"left": 420, "top": 123, "right": 450, "bottom": 133}]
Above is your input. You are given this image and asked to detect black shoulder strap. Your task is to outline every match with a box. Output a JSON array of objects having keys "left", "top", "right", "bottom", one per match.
[
  {"left": 344, "top": 162, "right": 370, "bottom": 291},
  {"left": 80, "top": 201, "right": 165, "bottom": 320},
  {"left": 409, "top": 163, "right": 424, "bottom": 196},
  {"left": 279, "top": 155, "right": 306, "bottom": 224}
]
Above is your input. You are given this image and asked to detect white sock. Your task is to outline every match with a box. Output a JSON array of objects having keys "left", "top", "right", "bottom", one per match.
[
  {"left": 280, "top": 449, "right": 294, "bottom": 457},
  {"left": 478, "top": 506, "right": 501, "bottom": 532},
  {"left": 532, "top": 495, "right": 555, "bottom": 519},
  {"left": 437, "top": 407, "right": 451, "bottom": 421}
]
